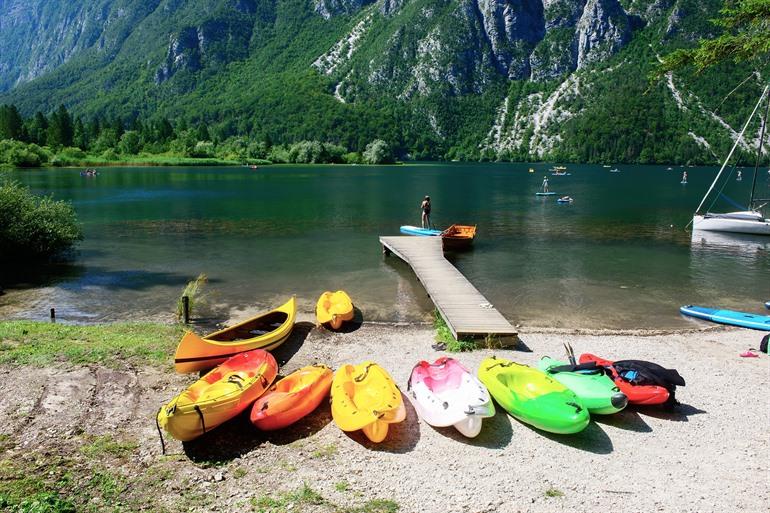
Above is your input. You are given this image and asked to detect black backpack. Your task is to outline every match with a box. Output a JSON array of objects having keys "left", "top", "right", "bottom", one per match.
[
  {"left": 612, "top": 359, "right": 685, "bottom": 407},
  {"left": 760, "top": 334, "right": 769, "bottom": 354}
]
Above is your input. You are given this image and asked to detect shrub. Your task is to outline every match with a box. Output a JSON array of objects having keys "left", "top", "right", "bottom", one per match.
[
  {"left": 343, "top": 152, "right": 361, "bottom": 164},
  {"left": 189, "top": 141, "right": 215, "bottom": 158},
  {"left": 59, "top": 146, "right": 86, "bottom": 159},
  {"left": 0, "top": 140, "right": 50, "bottom": 167},
  {"left": 267, "top": 145, "right": 290, "bottom": 163},
  {"left": 118, "top": 131, "right": 142, "bottom": 155},
  {"left": 100, "top": 148, "right": 118, "bottom": 160},
  {"left": 0, "top": 179, "right": 82, "bottom": 262},
  {"left": 362, "top": 139, "right": 394, "bottom": 164}
]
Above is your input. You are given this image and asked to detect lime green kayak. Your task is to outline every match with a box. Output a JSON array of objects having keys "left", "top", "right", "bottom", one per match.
[
  {"left": 478, "top": 356, "right": 589, "bottom": 434},
  {"left": 537, "top": 357, "right": 628, "bottom": 415}
]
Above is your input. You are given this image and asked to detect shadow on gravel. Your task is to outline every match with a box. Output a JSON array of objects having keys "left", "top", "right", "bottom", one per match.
[
  {"left": 272, "top": 321, "right": 314, "bottom": 366},
  {"left": 539, "top": 421, "right": 614, "bottom": 454},
  {"left": 261, "top": 401, "right": 333, "bottom": 446},
  {"left": 636, "top": 402, "right": 706, "bottom": 423},
  {"left": 181, "top": 398, "right": 334, "bottom": 464},
  {"left": 432, "top": 408, "right": 513, "bottom": 449},
  {"left": 328, "top": 306, "right": 364, "bottom": 334},
  {"left": 182, "top": 409, "right": 266, "bottom": 464},
  {"left": 344, "top": 392, "right": 420, "bottom": 453},
  {"left": 593, "top": 409, "right": 652, "bottom": 433}
]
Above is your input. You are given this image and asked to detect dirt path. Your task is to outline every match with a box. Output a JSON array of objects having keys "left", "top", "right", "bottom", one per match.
[{"left": 0, "top": 323, "right": 767, "bottom": 512}]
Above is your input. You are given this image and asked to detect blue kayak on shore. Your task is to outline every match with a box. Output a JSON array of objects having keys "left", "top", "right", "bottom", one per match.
[
  {"left": 680, "top": 305, "right": 770, "bottom": 331},
  {"left": 400, "top": 225, "right": 442, "bottom": 236}
]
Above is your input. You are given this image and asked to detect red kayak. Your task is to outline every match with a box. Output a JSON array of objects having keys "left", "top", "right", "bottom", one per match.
[{"left": 578, "top": 354, "right": 670, "bottom": 406}]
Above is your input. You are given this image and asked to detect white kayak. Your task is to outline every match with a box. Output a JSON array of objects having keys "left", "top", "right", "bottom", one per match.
[{"left": 406, "top": 357, "right": 495, "bottom": 437}]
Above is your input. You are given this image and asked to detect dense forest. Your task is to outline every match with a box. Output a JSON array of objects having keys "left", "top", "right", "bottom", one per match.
[{"left": 0, "top": 104, "right": 395, "bottom": 166}]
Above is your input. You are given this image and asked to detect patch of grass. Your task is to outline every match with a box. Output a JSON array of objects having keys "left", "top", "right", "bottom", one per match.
[
  {"left": 545, "top": 487, "right": 564, "bottom": 498},
  {"left": 0, "top": 434, "right": 15, "bottom": 452},
  {"left": 232, "top": 467, "right": 247, "bottom": 479},
  {"left": 0, "top": 321, "right": 184, "bottom": 367},
  {"left": 334, "top": 481, "right": 349, "bottom": 492},
  {"left": 251, "top": 484, "right": 327, "bottom": 512},
  {"left": 311, "top": 443, "right": 338, "bottom": 459},
  {"left": 251, "top": 485, "right": 398, "bottom": 513},
  {"left": 278, "top": 460, "right": 297, "bottom": 472},
  {"left": 343, "top": 499, "right": 400, "bottom": 513},
  {"left": 88, "top": 469, "right": 124, "bottom": 502},
  {"left": 1, "top": 492, "right": 76, "bottom": 513},
  {"left": 79, "top": 434, "right": 138, "bottom": 459},
  {"left": 177, "top": 273, "right": 208, "bottom": 321},
  {"left": 433, "top": 311, "right": 477, "bottom": 352}
]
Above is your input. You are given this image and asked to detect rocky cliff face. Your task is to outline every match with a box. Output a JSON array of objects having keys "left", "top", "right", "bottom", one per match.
[
  {"left": 315, "top": 0, "right": 638, "bottom": 102},
  {"left": 0, "top": 0, "right": 161, "bottom": 92}
]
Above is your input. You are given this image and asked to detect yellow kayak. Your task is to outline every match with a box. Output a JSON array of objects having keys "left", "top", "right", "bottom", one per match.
[
  {"left": 158, "top": 349, "right": 278, "bottom": 441},
  {"left": 316, "top": 290, "right": 354, "bottom": 330},
  {"left": 331, "top": 361, "right": 405, "bottom": 442},
  {"left": 174, "top": 297, "right": 295, "bottom": 373}
]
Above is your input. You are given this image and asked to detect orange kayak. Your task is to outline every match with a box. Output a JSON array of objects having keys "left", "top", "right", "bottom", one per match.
[
  {"left": 174, "top": 297, "right": 295, "bottom": 373},
  {"left": 250, "top": 364, "right": 333, "bottom": 430},
  {"left": 157, "top": 349, "right": 278, "bottom": 441}
]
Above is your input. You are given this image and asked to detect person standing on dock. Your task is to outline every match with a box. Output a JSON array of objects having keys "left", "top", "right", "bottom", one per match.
[
  {"left": 421, "top": 195, "right": 432, "bottom": 229},
  {"left": 542, "top": 176, "right": 549, "bottom": 193}
]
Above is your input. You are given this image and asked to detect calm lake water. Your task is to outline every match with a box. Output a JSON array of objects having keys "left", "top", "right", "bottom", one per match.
[{"left": 3, "top": 163, "right": 769, "bottom": 329}]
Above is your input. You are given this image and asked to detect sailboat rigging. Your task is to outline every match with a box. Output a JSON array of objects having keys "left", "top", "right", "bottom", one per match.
[{"left": 691, "top": 84, "right": 770, "bottom": 235}]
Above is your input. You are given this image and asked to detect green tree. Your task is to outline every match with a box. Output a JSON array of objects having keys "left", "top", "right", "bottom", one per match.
[
  {"left": 73, "top": 118, "right": 88, "bottom": 149},
  {"left": 156, "top": 118, "right": 174, "bottom": 142},
  {"left": 27, "top": 112, "right": 49, "bottom": 146},
  {"left": 118, "top": 130, "right": 142, "bottom": 154},
  {"left": 47, "top": 104, "right": 74, "bottom": 147},
  {"left": 659, "top": 0, "right": 770, "bottom": 74},
  {"left": 362, "top": 139, "right": 393, "bottom": 164},
  {"left": 0, "top": 104, "right": 26, "bottom": 141}
]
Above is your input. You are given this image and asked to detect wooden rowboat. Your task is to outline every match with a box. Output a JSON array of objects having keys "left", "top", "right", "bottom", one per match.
[
  {"left": 441, "top": 224, "right": 476, "bottom": 251},
  {"left": 174, "top": 297, "right": 296, "bottom": 373}
]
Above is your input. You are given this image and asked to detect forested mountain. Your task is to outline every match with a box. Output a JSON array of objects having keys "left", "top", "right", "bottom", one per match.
[{"left": 0, "top": 0, "right": 767, "bottom": 162}]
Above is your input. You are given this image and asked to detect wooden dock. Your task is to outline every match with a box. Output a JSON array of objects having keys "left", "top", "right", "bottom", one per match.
[{"left": 380, "top": 236, "right": 517, "bottom": 341}]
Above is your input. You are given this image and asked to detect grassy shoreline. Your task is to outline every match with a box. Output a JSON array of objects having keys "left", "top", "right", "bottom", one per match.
[{"left": 0, "top": 320, "right": 184, "bottom": 367}]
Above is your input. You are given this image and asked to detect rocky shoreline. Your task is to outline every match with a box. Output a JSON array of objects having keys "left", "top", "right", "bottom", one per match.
[{"left": 0, "top": 321, "right": 767, "bottom": 512}]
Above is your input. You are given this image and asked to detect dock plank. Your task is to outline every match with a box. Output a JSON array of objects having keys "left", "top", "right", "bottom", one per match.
[{"left": 379, "top": 236, "right": 517, "bottom": 339}]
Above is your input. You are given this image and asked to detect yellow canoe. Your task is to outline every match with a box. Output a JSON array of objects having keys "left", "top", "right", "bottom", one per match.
[
  {"left": 158, "top": 349, "right": 278, "bottom": 441},
  {"left": 331, "top": 361, "right": 405, "bottom": 442},
  {"left": 316, "top": 290, "right": 354, "bottom": 330},
  {"left": 174, "top": 297, "right": 295, "bottom": 373}
]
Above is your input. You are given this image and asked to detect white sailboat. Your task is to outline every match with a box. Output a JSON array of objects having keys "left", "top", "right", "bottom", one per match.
[{"left": 692, "top": 85, "right": 770, "bottom": 236}]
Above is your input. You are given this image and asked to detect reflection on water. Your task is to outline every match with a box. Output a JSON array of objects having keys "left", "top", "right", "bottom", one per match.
[{"left": 2, "top": 163, "right": 769, "bottom": 329}]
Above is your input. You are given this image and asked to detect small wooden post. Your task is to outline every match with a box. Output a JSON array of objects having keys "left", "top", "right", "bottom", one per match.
[
  {"left": 182, "top": 296, "right": 190, "bottom": 324},
  {"left": 50, "top": 308, "right": 56, "bottom": 322}
]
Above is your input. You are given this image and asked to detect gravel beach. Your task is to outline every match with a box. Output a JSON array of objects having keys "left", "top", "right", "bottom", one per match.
[{"left": 0, "top": 320, "right": 767, "bottom": 512}]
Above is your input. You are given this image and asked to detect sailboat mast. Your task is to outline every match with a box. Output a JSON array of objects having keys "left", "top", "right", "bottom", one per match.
[
  {"left": 749, "top": 87, "right": 770, "bottom": 209},
  {"left": 694, "top": 85, "right": 769, "bottom": 215}
]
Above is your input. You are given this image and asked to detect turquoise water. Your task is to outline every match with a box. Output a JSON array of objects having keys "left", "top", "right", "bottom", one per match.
[{"left": 3, "top": 163, "right": 769, "bottom": 329}]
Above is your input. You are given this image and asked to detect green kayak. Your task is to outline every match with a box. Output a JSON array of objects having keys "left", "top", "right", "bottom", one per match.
[
  {"left": 537, "top": 357, "right": 628, "bottom": 415},
  {"left": 478, "top": 356, "right": 589, "bottom": 434}
]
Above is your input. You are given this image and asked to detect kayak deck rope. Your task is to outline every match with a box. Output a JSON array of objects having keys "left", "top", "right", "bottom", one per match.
[{"left": 155, "top": 407, "right": 166, "bottom": 456}]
